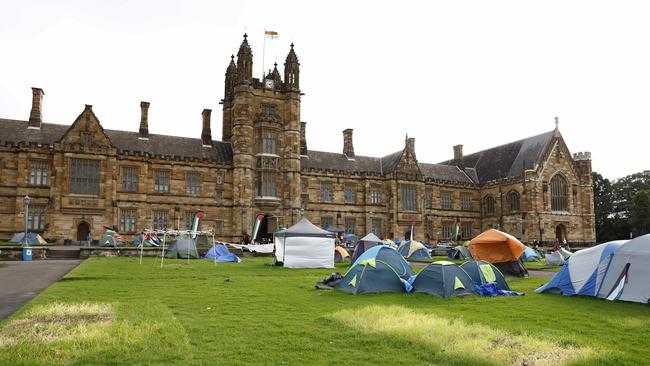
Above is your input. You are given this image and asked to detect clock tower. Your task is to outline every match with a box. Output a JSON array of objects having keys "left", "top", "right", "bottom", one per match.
[{"left": 221, "top": 34, "right": 302, "bottom": 237}]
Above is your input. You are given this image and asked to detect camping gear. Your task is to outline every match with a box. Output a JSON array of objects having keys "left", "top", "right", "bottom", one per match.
[
  {"left": 9, "top": 232, "right": 47, "bottom": 245},
  {"left": 99, "top": 235, "right": 118, "bottom": 247},
  {"left": 468, "top": 229, "right": 528, "bottom": 277},
  {"left": 165, "top": 235, "right": 199, "bottom": 259},
  {"left": 475, "top": 283, "right": 524, "bottom": 297},
  {"left": 274, "top": 217, "right": 336, "bottom": 268},
  {"left": 204, "top": 244, "right": 241, "bottom": 263},
  {"left": 460, "top": 260, "right": 510, "bottom": 291},
  {"left": 536, "top": 241, "right": 626, "bottom": 296},
  {"left": 344, "top": 233, "right": 358, "bottom": 245},
  {"left": 398, "top": 240, "right": 432, "bottom": 260},
  {"left": 448, "top": 245, "right": 473, "bottom": 260},
  {"left": 383, "top": 239, "right": 397, "bottom": 248},
  {"left": 336, "top": 246, "right": 414, "bottom": 295},
  {"left": 351, "top": 233, "right": 384, "bottom": 262},
  {"left": 597, "top": 234, "right": 650, "bottom": 304},
  {"left": 412, "top": 261, "right": 476, "bottom": 297},
  {"left": 133, "top": 234, "right": 161, "bottom": 247},
  {"left": 521, "top": 246, "right": 542, "bottom": 262},
  {"left": 334, "top": 246, "right": 350, "bottom": 261},
  {"left": 544, "top": 251, "right": 566, "bottom": 266}
]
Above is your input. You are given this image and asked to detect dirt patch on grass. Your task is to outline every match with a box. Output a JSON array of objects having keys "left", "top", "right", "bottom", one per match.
[
  {"left": 331, "top": 305, "right": 594, "bottom": 366},
  {"left": 0, "top": 303, "right": 113, "bottom": 348}
]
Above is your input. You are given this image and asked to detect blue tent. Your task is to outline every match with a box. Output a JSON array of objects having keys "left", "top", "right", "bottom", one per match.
[
  {"left": 448, "top": 245, "right": 473, "bottom": 260},
  {"left": 337, "top": 245, "right": 414, "bottom": 295},
  {"left": 537, "top": 241, "right": 625, "bottom": 296},
  {"left": 521, "top": 246, "right": 542, "bottom": 262},
  {"left": 351, "top": 233, "right": 383, "bottom": 263},
  {"left": 344, "top": 233, "right": 358, "bottom": 245},
  {"left": 398, "top": 240, "right": 432, "bottom": 260},
  {"left": 460, "top": 260, "right": 510, "bottom": 291},
  {"left": 204, "top": 244, "right": 241, "bottom": 263},
  {"left": 9, "top": 232, "right": 46, "bottom": 245},
  {"left": 412, "top": 261, "right": 476, "bottom": 298}
]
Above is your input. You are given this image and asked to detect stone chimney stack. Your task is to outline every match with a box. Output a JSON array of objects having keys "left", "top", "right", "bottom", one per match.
[
  {"left": 139, "top": 101, "right": 150, "bottom": 140},
  {"left": 342, "top": 128, "right": 355, "bottom": 160},
  {"left": 453, "top": 144, "right": 464, "bottom": 168},
  {"left": 28, "top": 87, "right": 44, "bottom": 129},
  {"left": 201, "top": 109, "right": 212, "bottom": 147},
  {"left": 300, "top": 122, "right": 308, "bottom": 156}
]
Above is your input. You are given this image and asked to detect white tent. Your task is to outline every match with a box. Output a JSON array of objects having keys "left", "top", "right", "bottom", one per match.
[{"left": 274, "top": 217, "right": 336, "bottom": 268}]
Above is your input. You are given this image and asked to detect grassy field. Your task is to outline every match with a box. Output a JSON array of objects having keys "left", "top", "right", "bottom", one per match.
[{"left": 1, "top": 257, "right": 649, "bottom": 366}]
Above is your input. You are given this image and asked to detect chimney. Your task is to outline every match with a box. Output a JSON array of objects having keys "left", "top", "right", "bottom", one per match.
[
  {"left": 405, "top": 136, "right": 416, "bottom": 156},
  {"left": 453, "top": 144, "right": 464, "bottom": 168},
  {"left": 139, "top": 101, "right": 150, "bottom": 140},
  {"left": 300, "top": 121, "right": 308, "bottom": 156},
  {"left": 201, "top": 109, "right": 212, "bottom": 146},
  {"left": 28, "top": 87, "right": 44, "bottom": 129},
  {"left": 342, "top": 128, "right": 355, "bottom": 159}
]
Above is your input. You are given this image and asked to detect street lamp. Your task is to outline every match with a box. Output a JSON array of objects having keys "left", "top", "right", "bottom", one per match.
[{"left": 23, "top": 195, "right": 31, "bottom": 246}]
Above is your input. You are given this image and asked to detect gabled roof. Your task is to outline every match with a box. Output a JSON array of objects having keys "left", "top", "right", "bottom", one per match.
[
  {"left": 0, "top": 118, "right": 233, "bottom": 163},
  {"left": 301, "top": 150, "right": 382, "bottom": 174},
  {"left": 418, "top": 163, "right": 475, "bottom": 184},
  {"left": 440, "top": 130, "right": 555, "bottom": 183}
]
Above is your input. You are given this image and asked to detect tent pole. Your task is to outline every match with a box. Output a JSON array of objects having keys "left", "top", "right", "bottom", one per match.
[
  {"left": 160, "top": 232, "right": 166, "bottom": 268},
  {"left": 139, "top": 229, "right": 145, "bottom": 265},
  {"left": 213, "top": 232, "right": 217, "bottom": 266}
]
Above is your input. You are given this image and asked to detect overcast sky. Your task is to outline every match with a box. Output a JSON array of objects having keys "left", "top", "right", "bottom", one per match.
[{"left": 1, "top": 0, "right": 648, "bottom": 179}]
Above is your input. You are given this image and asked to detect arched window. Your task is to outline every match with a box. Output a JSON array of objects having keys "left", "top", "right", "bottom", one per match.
[
  {"left": 484, "top": 195, "right": 495, "bottom": 216},
  {"left": 508, "top": 191, "right": 520, "bottom": 212},
  {"left": 550, "top": 174, "right": 568, "bottom": 211}
]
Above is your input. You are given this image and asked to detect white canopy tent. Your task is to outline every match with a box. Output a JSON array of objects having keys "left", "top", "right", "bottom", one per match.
[{"left": 274, "top": 217, "right": 336, "bottom": 268}]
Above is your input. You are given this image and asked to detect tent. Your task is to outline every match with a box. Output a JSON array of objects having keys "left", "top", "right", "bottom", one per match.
[
  {"left": 274, "top": 217, "right": 336, "bottom": 268},
  {"left": 132, "top": 234, "right": 161, "bottom": 247},
  {"left": 9, "top": 232, "right": 47, "bottom": 245},
  {"left": 558, "top": 247, "right": 572, "bottom": 260},
  {"left": 165, "top": 235, "right": 199, "bottom": 259},
  {"left": 351, "top": 233, "right": 384, "bottom": 263},
  {"left": 536, "top": 241, "right": 626, "bottom": 296},
  {"left": 468, "top": 229, "right": 528, "bottom": 277},
  {"left": 343, "top": 233, "right": 358, "bottom": 245},
  {"left": 323, "top": 225, "right": 344, "bottom": 234},
  {"left": 448, "top": 245, "right": 473, "bottom": 260},
  {"left": 461, "top": 260, "right": 510, "bottom": 291},
  {"left": 544, "top": 251, "right": 566, "bottom": 266},
  {"left": 383, "top": 239, "right": 397, "bottom": 248},
  {"left": 398, "top": 240, "right": 432, "bottom": 260},
  {"left": 597, "top": 234, "right": 650, "bottom": 303},
  {"left": 412, "top": 261, "right": 476, "bottom": 297},
  {"left": 99, "top": 235, "right": 118, "bottom": 247},
  {"left": 204, "top": 244, "right": 241, "bottom": 263},
  {"left": 521, "top": 246, "right": 542, "bottom": 262},
  {"left": 336, "top": 246, "right": 414, "bottom": 295},
  {"left": 334, "top": 246, "right": 350, "bottom": 261}
]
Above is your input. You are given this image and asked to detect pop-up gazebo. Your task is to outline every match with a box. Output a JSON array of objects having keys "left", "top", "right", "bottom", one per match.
[{"left": 274, "top": 218, "right": 336, "bottom": 268}]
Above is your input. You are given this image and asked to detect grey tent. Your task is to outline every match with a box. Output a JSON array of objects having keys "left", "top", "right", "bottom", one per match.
[
  {"left": 412, "top": 261, "right": 476, "bottom": 297},
  {"left": 597, "top": 234, "right": 650, "bottom": 304},
  {"left": 274, "top": 217, "right": 336, "bottom": 268},
  {"left": 165, "top": 235, "right": 199, "bottom": 259},
  {"left": 448, "top": 245, "right": 473, "bottom": 260},
  {"left": 351, "top": 233, "right": 383, "bottom": 262},
  {"left": 545, "top": 251, "right": 565, "bottom": 266}
]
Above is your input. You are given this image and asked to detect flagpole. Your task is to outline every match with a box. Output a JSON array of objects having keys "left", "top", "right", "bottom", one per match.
[{"left": 262, "top": 30, "right": 266, "bottom": 80}]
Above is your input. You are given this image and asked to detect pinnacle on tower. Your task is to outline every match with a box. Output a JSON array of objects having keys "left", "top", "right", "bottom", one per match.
[
  {"left": 284, "top": 43, "right": 300, "bottom": 91},
  {"left": 237, "top": 33, "right": 253, "bottom": 82}
]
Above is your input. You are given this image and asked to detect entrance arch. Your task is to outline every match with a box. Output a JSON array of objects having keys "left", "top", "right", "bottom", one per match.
[
  {"left": 77, "top": 222, "right": 90, "bottom": 241},
  {"left": 555, "top": 224, "right": 567, "bottom": 244}
]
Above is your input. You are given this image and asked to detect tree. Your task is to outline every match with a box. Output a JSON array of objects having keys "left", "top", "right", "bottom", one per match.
[
  {"left": 630, "top": 190, "right": 650, "bottom": 236},
  {"left": 592, "top": 172, "right": 615, "bottom": 240}
]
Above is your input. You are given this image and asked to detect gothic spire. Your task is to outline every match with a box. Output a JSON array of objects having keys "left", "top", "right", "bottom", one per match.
[
  {"left": 237, "top": 33, "right": 253, "bottom": 82},
  {"left": 224, "top": 55, "right": 237, "bottom": 100},
  {"left": 284, "top": 43, "right": 300, "bottom": 91}
]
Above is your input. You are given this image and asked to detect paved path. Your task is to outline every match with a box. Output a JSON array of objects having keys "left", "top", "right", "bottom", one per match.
[
  {"left": 0, "top": 260, "right": 82, "bottom": 321},
  {"left": 527, "top": 269, "right": 556, "bottom": 278}
]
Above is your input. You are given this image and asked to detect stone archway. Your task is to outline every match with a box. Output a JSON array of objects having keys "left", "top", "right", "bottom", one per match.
[
  {"left": 555, "top": 224, "right": 567, "bottom": 244},
  {"left": 76, "top": 222, "right": 90, "bottom": 241}
]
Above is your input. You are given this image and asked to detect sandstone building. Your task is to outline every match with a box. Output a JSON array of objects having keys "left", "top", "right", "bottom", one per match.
[{"left": 0, "top": 35, "right": 596, "bottom": 245}]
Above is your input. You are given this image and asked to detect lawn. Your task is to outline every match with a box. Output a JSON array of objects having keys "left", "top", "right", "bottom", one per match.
[{"left": 1, "top": 257, "right": 649, "bottom": 366}]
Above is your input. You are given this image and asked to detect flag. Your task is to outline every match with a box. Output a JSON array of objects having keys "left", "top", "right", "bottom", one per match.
[
  {"left": 410, "top": 220, "right": 415, "bottom": 241},
  {"left": 264, "top": 30, "right": 278, "bottom": 39},
  {"left": 191, "top": 211, "right": 204, "bottom": 239},
  {"left": 454, "top": 220, "right": 462, "bottom": 241},
  {"left": 251, "top": 214, "right": 265, "bottom": 242}
]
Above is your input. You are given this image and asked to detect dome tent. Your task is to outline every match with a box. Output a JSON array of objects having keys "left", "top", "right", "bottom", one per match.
[
  {"left": 521, "top": 246, "right": 542, "bottom": 262},
  {"left": 351, "top": 233, "right": 384, "bottom": 262},
  {"left": 544, "top": 251, "right": 566, "bottom": 266},
  {"left": 460, "top": 260, "right": 510, "bottom": 291},
  {"left": 336, "top": 245, "right": 414, "bottom": 295},
  {"left": 204, "top": 244, "right": 241, "bottom": 263},
  {"left": 412, "top": 261, "right": 476, "bottom": 298},
  {"left": 274, "top": 217, "right": 336, "bottom": 268},
  {"left": 448, "top": 245, "right": 473, "bottom": 260},
  {"left": 597, "top": 234, "right": 650, "bottom": 304},
  {"left": 536, "top": 241, "right": 625, "bottom": 296},
  {"left": 9, "top": 232, "right": 47, "bottom": 245},
  {"left": 398, "top": 240, "right": 431, "bottom": 260},
  {"left": 468, "top": 229, "right": 528, "bottom": 277},
  {"left": 334, "top": 246, "right": 350, "bottom": 261},
  {"left": 165, "top": 235, "right": 199, "bottom": 259}
]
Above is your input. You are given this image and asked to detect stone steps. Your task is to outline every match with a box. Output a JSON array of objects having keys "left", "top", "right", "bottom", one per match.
[{"left": 47, "top": 249, "right": 80, "bottom": 260}]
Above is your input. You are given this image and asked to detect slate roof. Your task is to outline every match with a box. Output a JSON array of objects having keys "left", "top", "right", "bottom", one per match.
[
  {"left": 0, "top": 118, "right": 233, "bottom": 163},
  {"left": 439, "top": 130, "right": 555, "bottom": 183},
  {"left": 418, "top": 163, "right": 476, "bottom": 184},
  {"left": 301, "top": 150, "right": 382, "bottom": 174}
]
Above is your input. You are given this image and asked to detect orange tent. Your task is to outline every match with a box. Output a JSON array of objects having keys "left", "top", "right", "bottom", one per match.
[{"left": 468, "top": 229, "right": 525, "bottom": 264}]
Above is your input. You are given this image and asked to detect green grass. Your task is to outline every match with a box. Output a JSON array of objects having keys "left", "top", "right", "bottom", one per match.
[
  {"left": 525, "top": 261, "right": 562, "bottom": 272},
  {"left": 1, "top": 257, "right": 649, "bottom": 365}
]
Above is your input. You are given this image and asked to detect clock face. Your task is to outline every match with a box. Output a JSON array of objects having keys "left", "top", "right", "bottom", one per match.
[{"left": 265, "top": 79, "right": 274, "bottom": 89}]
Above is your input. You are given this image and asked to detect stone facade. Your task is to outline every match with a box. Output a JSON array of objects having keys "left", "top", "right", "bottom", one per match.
[{"left": 0, "top": 35, "right": 596, "bottom": 245}]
